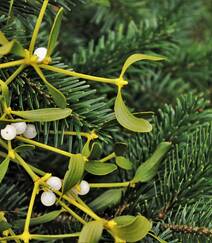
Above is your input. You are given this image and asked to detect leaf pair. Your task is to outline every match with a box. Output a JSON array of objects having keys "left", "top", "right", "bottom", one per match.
[
  {"left": 114, "top": 54, "right": 165, "bottom": 133},
  {"left": 0, "top": 31, "right": 25, "bottom": 58},
  {"left": 78, "top": 215, "right": 152, "bottom": 243}
]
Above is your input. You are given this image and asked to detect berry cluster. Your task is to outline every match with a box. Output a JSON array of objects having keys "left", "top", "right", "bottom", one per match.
[{"left": 0, "top": 122, "right": 37, "bottom": 140}]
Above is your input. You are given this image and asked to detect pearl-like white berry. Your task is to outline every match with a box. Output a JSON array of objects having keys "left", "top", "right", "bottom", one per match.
[
  {"left": 41, "top": 191, "right": 56, "bottom": 207},
  {"left": 11, "top": 122, "right": 27, "bottom": 135},
  {"left": 1, "top": 125, "right": 17, "bottom": 140},
  {"left": 33, "top": 47, "right": 47, "bottom": 62},
  {"left": 78, "top": 180, "right": 90, "bottom": 195},
  {"left": 46, "top": 176, "right": 62, "bottom": 191},
  {"left": 23, "top": 124, "right": 37, "bottom": 139}
]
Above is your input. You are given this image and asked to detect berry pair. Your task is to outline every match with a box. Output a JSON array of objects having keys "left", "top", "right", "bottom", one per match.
[{"left": 41, "top": 177, "right": 90, "bottom": 207}]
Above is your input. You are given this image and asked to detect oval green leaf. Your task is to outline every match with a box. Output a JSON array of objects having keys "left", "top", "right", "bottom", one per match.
[
  {"left": 47, "top": 8, "right": 64, "bottom": 56},
  {"left": 11, "top": 108, "right": 72, "bottom": 122},
  {"left": 82, "top": 138, "right": 91, "bottom": 157},
  {"left": 85, "top": 161, "right": 117, "bottom": 175},
  {"left": 13, "top": 210, "right": 62, "bottom": 229},
  {"left": 79, "top": 220, "right": 103, "bottom": 243},
  {"left": 114, "top": 89, "right": 152, "bottom": 133},
  {"left": 112, "top": 215, "right": 152, "bottom": 242},
  {"left": 0, "top": 157, "right": 10, "bottom": 184},
  {"left": 89, "top": 142, "right": 102, "bottom": 159},
  {"left": 120, "top": 53, "right": 165, "bottom": 79},
  {"left": 63, "top": 154, "right": 85, "bottom": 193},
  {"left": 89, "top": 189, "right": 124, "bottom": 211},
  {"left": 33, "top": 65, "right": 67, "bottom": 108},
  {"left": 115, "top": 156, "right": 132, "bottom": 170},
  {"left": 15, "top": 144, "right": 35, "bottom": 153},
  {"left": 132, "top": 142, "right": 171, "bottom": 183}
]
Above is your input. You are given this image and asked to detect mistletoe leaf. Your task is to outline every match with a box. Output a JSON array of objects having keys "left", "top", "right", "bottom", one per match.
[
  {"left": 79, "top": 220, "right": 103, "bottom": 243},
  {"left": 63, "top": 154, "right": 85, "bottom": 193},
  {"left": 33, "top": 65, "right": 67, "bottom": 108},
  {"left": 89, "top": 189, "right": 124, "bottom": 211},
  {"left": 85, "top": 161, "right": 117, "bottom": 175},
  {"left": 111, "top": 215, "right": 152, "bottom": 242},
  {"left": 13, "top": 210, "right": 62, "bottom": 229},
  {"left": 120, "top": 53, "right": 165, "bottom": 78},
  {"left": 11, "top": 108, "right": 72, "bottom": 122},
  {"left": 132, "top": 142, "right": 171, "bottom": 183},
  {"left": 115, "top": 156, "right": 132, "bottom": 170},
  {"left": 0, "top": 157, "right": 10, "bottom": 184},
  {"left": 114, "top": 89, "right": 152, "bottom": 132},
  {"left": 47, "top": 8, "right": 64, "bottom": 56}
]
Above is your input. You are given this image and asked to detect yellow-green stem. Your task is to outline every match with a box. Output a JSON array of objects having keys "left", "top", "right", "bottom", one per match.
[
  {"left": 29, "top": 0, "right": 49, "bottom": 53},
  {"left": 23, "top": 182, "right": 39, "bottom": 234},
  {"left": 5, "top": 64, "right": 25, "bottom": 85},
  {"left": 58, "top": 200, "right": 86, "bottom": 225},
  {"left": 0, "top": 151, "right": 45, "bottom": 176},
  {"left": 0, "top": 59, "right": 25, "bottom": 69},
  {"left": 15, "top": 153, "right": 39, "bottom": 181},
  {"left": 31, "top": 233, "right": 80, "bottom": 240},
  {"left": 89, "top": 181, "right": 133, "bottom": 188},
  {"left": 40, "top": 64, "right": 119, "bottom": 85},
  {"left": 99, "top": 152, "right": 115, "bottom": 162},
  {"left": 16, "top": 136, "right": 73, "bottom": 157}
]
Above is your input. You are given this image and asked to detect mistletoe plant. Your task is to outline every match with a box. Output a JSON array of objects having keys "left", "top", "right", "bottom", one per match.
[{"left": 0, "top": 0, "right": 171, "bottom": 242}]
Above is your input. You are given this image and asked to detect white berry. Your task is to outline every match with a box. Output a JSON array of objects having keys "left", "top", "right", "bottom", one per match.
[
  {"left": 46, "top": 176, "right": 62, "bottom": 191},
  {"left": 1, "top": 125, "right": 17, "bottom": 140},
  {"left": 41, "top": 191, "right": 56, "bottom": 207},
  {"left": 23, "top": 124, "right": 37, "bottom": 139},
  {"left": 11, "top": 122, "right": 27, "bottom": 135},
  {"left": 78, "top": 180, "right": 90, "bottom": 195},
  {"left": 34, "top": 47, "right": 47, "bottom": 62}
]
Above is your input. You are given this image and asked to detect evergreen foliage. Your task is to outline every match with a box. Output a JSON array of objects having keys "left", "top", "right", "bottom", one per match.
[{"left": 0, "top": 0, "right": 211, "bottom": 242}]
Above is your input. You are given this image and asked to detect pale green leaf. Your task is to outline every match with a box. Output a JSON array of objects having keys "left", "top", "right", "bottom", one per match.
[
  {"left": 11, "top": 108, "right": 72, "bottom": 122},
  {"left": 85, "top": 161, "right": 117, "bottom": 175},
  {"left": 33, "top": 65, "right": 67, "bottom": 108},
  {"left": 63, "top": 154, "right": 85, "bottom": 193},
  {"left": 82, "top": 139, "right": 91, "bottom": 157},
  {"left": 79, "top": 220, "right": 103, "bottom": 243},
  {"left": 132, "top": 142, "right": 171, "bottom": 183},
  {"left": 13, "top": 210, "right": 62, "bottom": 229},
  {"left": 112, "top": 215, "right": 152, "bottom": 242},
  {"left": 114, "top": 89, "right": 152, "bottom": 132},
  {"left": 115, "top": 156, "right": 132, "bottom": 170},
  {"left": 15, "top": 144, "right": 35, "bottom": 153},
  {"left": 47, "top": 8, "right": 64, "bottom": 56},
  {"left": 89, "top": 189, "right": 124, "bottom": 211},
  {"left": 120, "top": 53, "right": 165, "bottom": 78},
  {"left": 89, "top": 142, "right": 102, "bottom": 159},
  {"left": 0, "top": 157, "right": 10, "bottom": 184}
]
